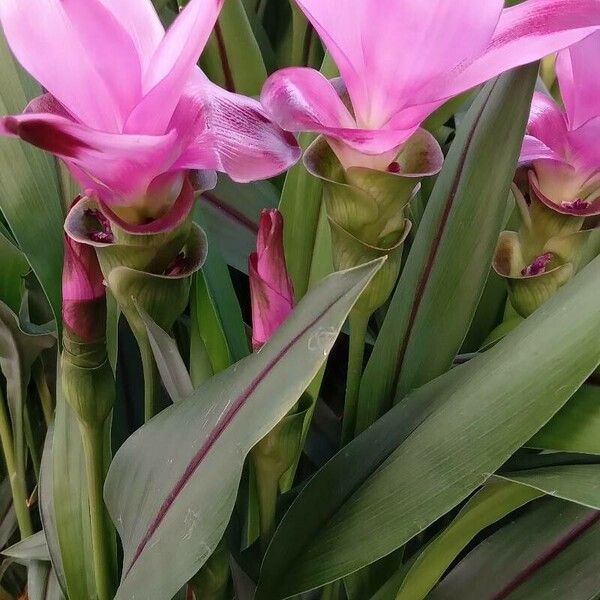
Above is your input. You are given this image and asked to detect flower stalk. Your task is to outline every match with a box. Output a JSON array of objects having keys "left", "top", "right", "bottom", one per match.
[
  {"left": 0, "top": 385, "right": 32, "bottom": 538},
  {"left": 60, "top": 211, "right": 117, "bottom": 600}
]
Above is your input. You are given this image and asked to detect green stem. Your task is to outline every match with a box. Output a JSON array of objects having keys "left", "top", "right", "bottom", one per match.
[
  {"left": 33, "top": 360, "right": 54, "bottom": 427},
  {"left": 255, "top": 460, "right": 280, "bottom": 549},
  {"left": 341, "top": 311, "right": 370, "bottom": 446},
  {"left": 0, "top": 386, "right": 32, "bottom": 538},
  {"left": 140, "top": 339, "right": 161, "bottom": 422},
  {"left": 80, "top": 424, "right": 115, "bottom": 600}
]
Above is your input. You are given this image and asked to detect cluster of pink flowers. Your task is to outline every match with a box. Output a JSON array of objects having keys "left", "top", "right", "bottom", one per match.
[{"left": 3, "top": 0, "right": 600, "bottom": 341}]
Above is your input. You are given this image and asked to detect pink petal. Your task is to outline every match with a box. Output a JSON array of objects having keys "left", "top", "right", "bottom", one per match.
[
  {"left": 96, "top": 0, "right": 164, "bottom": 68},
  {"left": 440, "top": 0, "right": 600, "bottom": 99},
  {"left": 567, "top": 115, "right": 600, "bottom": 170},
  {"left": 526, "top": 92, "right": 569, "bottom": 154},
  {"left": 261, "top": 67, "right": 419, "bottom": 158},
  {"left": 171, "top": 71, "right": 301, "bottom": 182},
  {"left": 294, "top": 0, "right": 503, "bottom": 128},
  {"left": 59, "top": 0, "right": 142, "bottom": 129},
  {"left": 0, "top": 111, "right": 179, "bottom": 205},
  {"left": 520, "top": 135, "right": 565, "bottom": 164},
  {"left": 0, "top": 0, "right": 121, "bottom": 131},
  {"left": 125, "top": 0, "right": 224, "bottom": 135},
  {"left": 556, "top": 30, "right": 600, "bottom": 129}
]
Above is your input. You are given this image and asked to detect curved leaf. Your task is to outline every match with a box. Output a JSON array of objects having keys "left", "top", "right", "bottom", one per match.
[
  {"left": 500, "top": 465, "right": 600, "bottom": 510},
  {"left": 105, "top": 259, "right": 384, "bottom": 600},
  {"left": 356, "top": 64, "right": 537, "bottom": 431},
  {"left": 529, "top": 384, "right": 600, "bottom": 454},
  {"left": 394, "top": 480, "right": 541, "bottom": 600},
  {"left": 0, "top": 33, "right": 64, "bottom": 326},
  {"left": 257, "top": 251, "right": 600, "bottom": 598},
  {"left": 430, "top": 499, "right": 600, "bottom": 600}
]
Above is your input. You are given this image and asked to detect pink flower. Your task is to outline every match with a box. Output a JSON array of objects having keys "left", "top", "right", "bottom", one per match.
[
  {"left": 0, "top": 0, "right": 300, "bottom": 216},
  {"left": 249, "top": 210, "right": 294, "bottom": 350},
  {"left": 261, "top": 0, "right": 600, "bottom": 171},
  {"left": 62, "top": 198, "right": 106, "bottom": 342},
  {"left": 521, "top": 31, "right": 600, "bottom": 215}
]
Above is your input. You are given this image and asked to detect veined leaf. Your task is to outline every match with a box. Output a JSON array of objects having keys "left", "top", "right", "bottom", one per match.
[
  {"left": 200, "top": 177, "right": 278, "bottom": 274},
  {"left": 356, "top": 64, "right": 537, "bottom": 431},
  {"left": 429, "top": 499, "right": 600, "bottom": 600},
  {"left": 279, "top": 55, "right": 337, "bottom": 301},
  {"left": 199, "top": 0, "right": 267, "bottom": 95},
  {"left": 139, "top": 308, "right": 193, "bottom": 402},
  {"left": 0, "top": 235, "right": 27, "bottom": 315},
  {"left": 529, "top": 384, "right": 600, "bottom": 454},
  {"left": 256, "top": 250, "right": 600, "bottom": 598},
  {"left": 38, "top": 426, "right": 67, "bottom": 597},
  {"left": 394, "top": 480, "right": 542, "bottom": 600},
  {"left": 105, "top": 259, "right": 384, "bottom": 600},
  {"left": 0, "top": 33, "right": 64, "bottom": 326},
  {"left": 4, "top": 531, "right": 50, "bottom": 563},
  {"left": 499, "top": 465, "right": 600, "bottom": 510}
]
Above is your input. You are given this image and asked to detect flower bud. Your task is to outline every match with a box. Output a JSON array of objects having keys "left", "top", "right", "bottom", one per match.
[
  {"left": 249, "top": 209, "right": 294, "bottom": 350},
  {"left": 62, "top": 198, "right": 106, "bottom": 343}
]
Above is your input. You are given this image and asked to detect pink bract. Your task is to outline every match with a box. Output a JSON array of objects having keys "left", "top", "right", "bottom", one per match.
[{"left": 249, "top": 209, "right": 294, "bottom": 351}]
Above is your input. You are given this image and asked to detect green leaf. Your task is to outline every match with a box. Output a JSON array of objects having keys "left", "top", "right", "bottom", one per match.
[
  {"left": 429, "top": 499, "right": 600, "bottom": 600},
  {"left": 0, "top": 480, "right": 16, "bottom": 551},
  {"left": 104, "top": 259, "right": 384, "bottom": 600},
  {"left": 0, "top": 236, "right": 27, "bottom": 315},
  {"left": 356, "top": 64, "right": 538, "bottom": 431},
  {"left": 257, "top": 250, "right": 600, "bottom": 598},
  {"left": 279, "top": 55, "right": 337, "bottom": 301},
  {"left": 199, "top": 0, "right": 267, "bottom": 95},
  {"left": 394, "top": 480, "right": 542, "bottom": 600},
  {"left": 4, "top": 531, "right": 50, "bottom": 563},
  {"left": 499, "top": 465, "right": 600, "bottom": 510},
  {"left": 529, "top": 384, "right": 600, "bottom": 454},
  {"left": 0, "top": 33, "right": 65, "bottom": 326},
  {"left": 192, "top": 204, "right": 249, "bottom": 377},
  {"left": 38, "top": 426, "right": 67, "bottom": 597},
  {"left": 139, "top": 308, "right": 193, "bottom": 402},
  {"left": 51, "top": 377, "right": 97, "bottom": 600},
  {"left": 27, "top": 562, "right": 65, "bottom": 600},
  {"left": 200, "top": 178, "right": 278, "bottom": 274}
]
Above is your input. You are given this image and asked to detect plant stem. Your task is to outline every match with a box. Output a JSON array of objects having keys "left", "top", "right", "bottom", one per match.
[
  {"left": 80, "top": 424, "right": 115, "bottom": 600},
  {"left": 255, "top": 463, "right": 279, "bottom": 549},
  {"left": 341, "top": 311, "right": 370, "bottom": 446},
  {"left": 140, "top": 340, "right": 161, "bottom": 422},
  {"left": 33, "top": 360, "right": 54, "bottom": 427},
  {"left": 0, "top": 386, "right": 32, "bottom": 538}
]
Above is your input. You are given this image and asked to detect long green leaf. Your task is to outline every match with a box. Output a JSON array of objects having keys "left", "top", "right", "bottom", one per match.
[
  {"left": 104, "top": 259, "right": 384, "bottom": 600},
  {"left": 279, "top": 55, "right": 337, "bottom": 301},
  {"left": 51, "top": 376, "right": 96, "bottom": 599},
  {"left": 257, "top": 250, "right": 600, "bottom": 598},
  {"left": 499, "top": 465, "right": 600, "bottom": 510},
  {"left": 529, "top": 384, "right": 600, "bottom": 454},
  {"left": 394, "top": 480, "right": 541, "bottom": 600},
  {"left": 0, "top": 236, "right": 27, "bottom": 315},
  {"left": 0, "top": 33, "right": 64, "bottom": 326},
  {"left": 356, "top": 64, "right": 537, "bottom": 431},
  {"left": 199, "top": 0, "right": 267, "bottom": 95},
  {"left": 429, "top": 499, "right": 600, "bottom": 600}
]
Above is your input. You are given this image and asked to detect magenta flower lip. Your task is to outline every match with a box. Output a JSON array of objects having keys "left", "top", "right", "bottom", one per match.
[
  {"left": 529, "top": 170, "right": 600, "bottom": 216},
  {"left": 0, "top": 0, "right": 301, "bottom": 212}
]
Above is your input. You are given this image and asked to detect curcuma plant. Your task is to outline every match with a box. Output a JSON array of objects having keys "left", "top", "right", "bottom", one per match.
[{"left": 0, "top": 0, "right": 600, "bottom": 599}]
